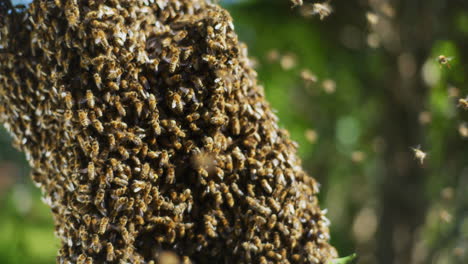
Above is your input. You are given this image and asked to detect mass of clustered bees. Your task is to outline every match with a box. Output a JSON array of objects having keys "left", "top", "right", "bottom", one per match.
[{"left": 0, "top": 0, "right": 336, "bottom": 263}]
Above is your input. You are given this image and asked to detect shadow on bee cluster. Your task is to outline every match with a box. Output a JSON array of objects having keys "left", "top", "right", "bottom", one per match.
[{"left": 0, "top": 0, "right": 336, "bottom": 263}]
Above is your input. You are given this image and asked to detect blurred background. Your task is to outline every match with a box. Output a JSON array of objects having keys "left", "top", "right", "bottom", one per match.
[{"left": 1, "top": 0, "right": 468, "bottom": 263}]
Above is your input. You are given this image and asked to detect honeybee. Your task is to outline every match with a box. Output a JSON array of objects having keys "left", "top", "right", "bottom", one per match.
[
  {"left": 169, "top": 49, "right": 181, "bottom": 73},
  {"left": 78, "top": 110, "right": 90, "bottom": 127},
  {"left": 77, "top": 254, "right": 87, "bottom": 264},
  {"left": 92, "top": 119, "right": 104, "bottom": 133},
  {"left": 437, "top": 55, "right": 453, "bottom": 69},
  {"left": 86, "top": 90, "right": 95, "bottom": 108},
  {"left": 98, "top": 217, "right": 109, "bottom": 234},
  {"left": 106, "top": 243, "right": 115, "bottom": 261},
  {"left": 115, "top": 101, "right": 126, "bottom": 116},
  {"left": 458, "top": 97, "right": 468, "bottom": 109},
  {"left": 63, "top": 91, "right": 74, "bottom": 109},
  {"left": 118, "top": 146, "right": 130, "bottom": 160},
  {"left": 291, "top": 0, "right": 303, "bottom": 7},
  {"left": 267, "top": 197, "right": 281, "bottom": 213},
  {"left": 411, "top": 146, "right": 427, "bottom": 165},
  {"left": 260, "top": 179, "right": 273, "bottom": 194},
  {"left": 93, "top": 73, "right": 102, "bottom": 89},
  {"left": 90, "top": 141, "right": 99, "bottom": 158},
  {"left": 88, "top": 162, "right": 95, "bottom": 180},
  {"left": 166, "top": 166, "right": 175, "bottom": 184},
  {"left": 204, "top": 220, "right": 217, "bottom": 238},
  {"left": 90, "top": 234, "right": 102, "bottom": 253},
  {"left": 312, "top": 2, "right": 333, "bottom": 20}
]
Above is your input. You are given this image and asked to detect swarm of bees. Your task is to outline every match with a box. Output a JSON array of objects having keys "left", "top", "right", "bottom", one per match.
[{"left": 0, "top": 0, "right": 336, "bottom": 263}]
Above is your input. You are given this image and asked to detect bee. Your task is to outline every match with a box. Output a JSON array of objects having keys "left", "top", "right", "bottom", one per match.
[
  {"left": 118, "top": 146, "right": 130, "bottom": 160},
  {"left": 90, "top": 234, "right": 102, "bottom": 253},
  {"left": 458, "top": 97, "right": 468, "bottom": 109},
  {"left": 210, "top": 115, "right": 226, "bottom": 126},
  {"left": 93, "top": 73, "right": 102, "bottom": 89},
  {"left": 77, "top": 254, "right": 87, "bottom": 264},
  {"left": 291, "top": 0, "right": 303, "bottom": 7},
  {"left": 85, "top": 90, "right": 95, "bottom": 108},
  {"left": 225, "top": 192, "right": 234, "bottom": 207},
  {"left": 260, "top": 179, "right": 273, "bottom": 194},
  {"left": 174, "top": 30, "right": 188, "bottom": 42},
  {"left": 114, "top": 197, "right": 128, "bottom": 212},
  {"left": 267, "top": 214, "right": 277, "bottom": 230},
  {"left": 90, "top": 141, "right": 99, "bottom": 158},
  {"left": 63, "top": 91, "right": 74, "bottom": 109},
  {"left": 83, "top": 214, "right": 92, "bottom": 227},
  {"left": 166, "top": 166, "right": 175, "bottom": 184},
  {"left": 64, "top": 0, "right": 80, "bottom": 28},
  {"left": 246, "top": 197, "right": 272, "bottom": 216},
  {"left": 267, "top": 197, "right": 281, "bottom": 213},
  {"left": 106, "top": 243, "right": 115, "bottom": 261},
  {"left": 182, "top": 46, "right": 194, "bottom": 60},
  {"left": 148, "top": 94, "right": 157, "bottom": 111},
  {"left": 115, "top": 101, "right": 126, "bottom": 116},
  {"left": 204, "top": 217, "right": 218, "bottom": 238},
  {"left": 87, "top": 162, "right": 95, "bottom": 180},
  {"left": 437, "top": 55, "right": 453, "bottom": 69},
  {"left": 92, "top": 119, "right": 104, "bottom": 133},
  {"left": 140, "top": 163, "right": 150, "bottom": 179},
  {"left": 134, "top": 100, "right": 143, "bottom": 117},
  {"left": 169, "top": 48, "right": 181, "bottom": 73},
  {"left": 106, "top": 81, "right": 119, "bottom": 91},
  {"left": 311, "top": 2, "right": 333, "bottom": 20},
  {"left": 169, "top": 92, "right": 183, "bottom": 113},
  {"left": 411, "top": 146, "right": 427, "bottom": 165},
  {"left": 78, "top": 110, "right": 90, "bottom": 127},
  {"left": 193, "top": 77, "right": 204, "bottom": 89},
  {"left": 300, "top": 69, "right": 318, "bottom": 86},
  {"left": 131, "top": 180, "right": 147, "bottom": 193},
  {"left": 98, "top": 217, "right": 109, "bottom": 234},
  {"left": 78, "top": 225, "right": 89, "bottom": 242}
]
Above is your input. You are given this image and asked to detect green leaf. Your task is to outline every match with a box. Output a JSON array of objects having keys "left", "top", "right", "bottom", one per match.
[{"left": 329, "top": 253, "right": 358, "bottom": 264}]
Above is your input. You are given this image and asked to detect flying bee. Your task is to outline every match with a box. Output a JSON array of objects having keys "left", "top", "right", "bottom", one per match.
[
  {"left": 411, "top": 145, "right": 427, "bottom": 165},
  {"left": 458, "top": 97, "right": 468, "bottom": 109},
  {"left": 437, "top": 55, "right": 453, "bottom": 69},
  {"left": 291, "top": 0, "right": 303, "bottom": 7}
]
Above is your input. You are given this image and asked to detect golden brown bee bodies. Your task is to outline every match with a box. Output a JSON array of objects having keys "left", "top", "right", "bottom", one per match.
[{"left": 0, "top": 1, "right": 335, "bottom": 263}]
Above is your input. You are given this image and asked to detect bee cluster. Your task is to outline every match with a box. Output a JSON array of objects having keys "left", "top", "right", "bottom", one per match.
[{"left": 0, "top": 0, "right": 336, "bottom": 263}]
